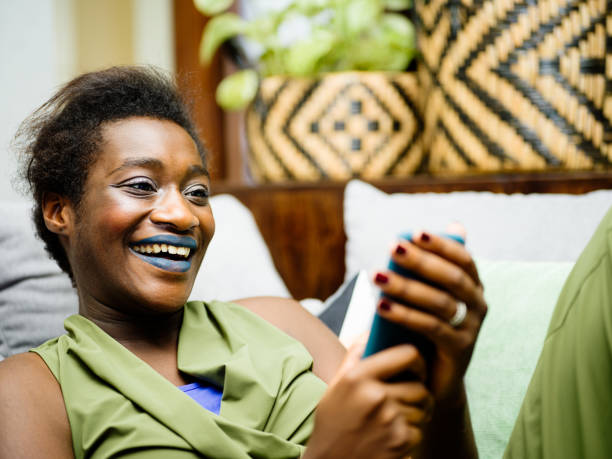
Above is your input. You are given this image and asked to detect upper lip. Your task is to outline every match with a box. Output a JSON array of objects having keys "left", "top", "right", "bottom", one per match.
[{"left": 130, "top": 235, "right": 197, "bottom": 249}]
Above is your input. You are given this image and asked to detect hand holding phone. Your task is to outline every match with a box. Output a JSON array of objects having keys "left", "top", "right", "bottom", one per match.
[{"left": 362, "top": 232, "right": 465, "bottom": 371}]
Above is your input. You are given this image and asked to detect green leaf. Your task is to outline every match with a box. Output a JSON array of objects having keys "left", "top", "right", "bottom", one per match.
[
  {"left": 379, "top": 13, "right": 415, "bottom": 49},
  {"left": 200, "top": 13, "right": 247, "bottom": 64},
  {"left": 284, "top": 29, "right": 336, "bottom": 76},
  {"left": 344, "top": 13, "right": 415, "bottom": 70},
  {"left": 215, "top": 69, "right": 259, "bottom": 111},
  {"left": 193, "top": 0, "right": 234, "bottom": 16},
  {"left": 294, "top": 0, "right": 330, "bottom": 14},
  {"left": 344, "top": 0, "right": 381, "bottom": 36},
  {"left": 383, "top": 0, "right": 412, "bottom": 10}
]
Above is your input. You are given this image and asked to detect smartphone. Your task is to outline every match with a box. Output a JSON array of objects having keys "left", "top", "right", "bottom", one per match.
[{"left": 362, "top": 232, "right": 465, "bottom": 370}]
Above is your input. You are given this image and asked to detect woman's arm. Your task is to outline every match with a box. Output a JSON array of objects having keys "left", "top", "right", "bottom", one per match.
[
  {"left": 0, "top": 353, "right": 73, "bottom": 458},
  {"left": 371, "top": 230, "right": 487, "bottom": 458},
  {"left": 235, "top": 296, "right": 346, "bottom": 383},
  {"left": 238, "top": 227, "right": 486, "bottom": 458}
]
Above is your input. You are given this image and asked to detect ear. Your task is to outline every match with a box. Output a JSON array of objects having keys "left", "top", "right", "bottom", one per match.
[{"left": 42, "top": 192, "right": 75, "bottom": 236}]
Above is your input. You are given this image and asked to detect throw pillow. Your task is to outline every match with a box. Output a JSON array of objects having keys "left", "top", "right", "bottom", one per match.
[
  {"left": 188, "top": 194, "right": 290, "bottom": 302},
  {"left": 0, "top": 202, "right": 77, "bottom": 357},
  {"left": 343, "top": 179, "right": 612, "bottom": 280}
]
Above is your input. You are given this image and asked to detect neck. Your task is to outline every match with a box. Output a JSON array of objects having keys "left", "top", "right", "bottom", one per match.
[
  {"left": 76, "top": 291, "right": 192, "bottom": 387},
  {"left": 78, "top": 297, "right": 185, "bottom": 351}
]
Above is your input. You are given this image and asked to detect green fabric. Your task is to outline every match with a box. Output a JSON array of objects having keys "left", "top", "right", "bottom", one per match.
[
  {"left": 466, "top": 259, "right": 573, "bottom": 459},
  {"left": 32, "top": 300, "right": 326, "bottom": 459},
  {"left": 504, "top": 206, "right": 612, "bottom": 459}
]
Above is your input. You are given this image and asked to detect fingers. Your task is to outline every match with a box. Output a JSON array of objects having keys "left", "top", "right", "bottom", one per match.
[
  {"left": 331, "top": 333, "right": 368, "bottom": 385},
  {"left": 386, "top": 381, "right": 434, "bottom": 416},
  {"left": 375, "top": 271, "right": 463, "bottom": 323},
  {"left": 376, "top": 298, "right": 474, "bottom": 351},
  {"left": 377, "top": 236, "right": 487, "bottom": 317},
  {"left": 414, "top": 230, "right": 483, "bottom": 291},
  {"left": 358, "top": 344, "right": 427, "bottom": 382}
]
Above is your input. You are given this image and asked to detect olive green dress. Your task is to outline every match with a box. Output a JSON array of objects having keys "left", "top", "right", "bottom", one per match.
[
  {"left": 32, "top": 300, "right": 326, "bottom": 458},
  {"left": 505, "top": 206, "right": 612, "bottom": 458}
]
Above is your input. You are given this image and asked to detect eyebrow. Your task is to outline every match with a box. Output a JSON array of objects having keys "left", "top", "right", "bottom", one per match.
[
  {"left": 108, "top": 158, "right": 163, "bottom": 176},
  {"left": 108, "top": 158, "right": 210, "bottom": 179},
  {"left": 187, "top": 164, "right": 210, "bottom": 179}
]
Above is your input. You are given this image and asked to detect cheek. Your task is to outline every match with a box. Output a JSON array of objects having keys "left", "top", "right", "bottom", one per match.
[
  {"left": 198, "top": 208, "right": 215, "bottom": 251},
  {"left": 86, "top": 198, "right": 146, "bottom": 246}
]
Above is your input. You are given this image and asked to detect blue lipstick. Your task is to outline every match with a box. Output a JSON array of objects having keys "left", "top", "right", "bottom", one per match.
[
  {"left": 131, "top": 251, "right": 192, "bottom": 272},
  {"left": 129, "top": 234, "right": 197, "bottom": 273}
]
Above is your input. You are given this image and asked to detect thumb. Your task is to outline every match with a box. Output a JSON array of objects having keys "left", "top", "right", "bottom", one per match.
[
  {"left": 331, "top": 332, "right": 368, "bottom": 385},
  {"left": 445, "top": 221, "right": 467, "bottom": 242}
]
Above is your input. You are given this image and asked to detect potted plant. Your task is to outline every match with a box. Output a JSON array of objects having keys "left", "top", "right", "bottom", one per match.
[{"left": 195, "top": 0, "right": 424, "bottom": 182}]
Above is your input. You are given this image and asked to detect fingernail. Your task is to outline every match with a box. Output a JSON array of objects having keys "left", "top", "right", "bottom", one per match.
[
  {"left": 375, "top": 273, "right": 389, "bottom": 284},
  {"left": 420, "top": 232, "right": 431, "bottom": 242},
  {"left": 379, "top": 299, "right": 392, "bottom": 311},
  {"left": 395, "top": 244, "right": 406, "bottom": 255}
]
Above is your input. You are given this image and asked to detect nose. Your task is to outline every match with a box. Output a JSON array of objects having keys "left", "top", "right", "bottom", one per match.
[{"left": 150, "top": 188, "right": 198, "bottom": 232}]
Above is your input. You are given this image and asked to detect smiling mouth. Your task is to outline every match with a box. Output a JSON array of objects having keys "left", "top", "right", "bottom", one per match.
[
  {"left": 132, "top": 243, "right": 191, "bottom": 259},
  {"left": 129, "top": 236, "right": 197, "bottom": 273}
]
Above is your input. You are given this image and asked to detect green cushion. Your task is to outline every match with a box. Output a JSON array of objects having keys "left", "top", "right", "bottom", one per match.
[{"left": 465, "top": 260, "right": 573, "bottom": 459}]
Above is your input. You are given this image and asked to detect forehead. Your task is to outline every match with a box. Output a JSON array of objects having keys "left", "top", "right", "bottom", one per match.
[{"left": 96, "top": 117, "right": 204, "bottom": 172}]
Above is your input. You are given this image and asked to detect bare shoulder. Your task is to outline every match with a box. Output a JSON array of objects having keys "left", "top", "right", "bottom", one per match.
[
  {"left": 234, "top": 297, "right": 346, "bottom": 383},
  {"left": 0, "top": 353, "right": 73, "bottom": 458}
]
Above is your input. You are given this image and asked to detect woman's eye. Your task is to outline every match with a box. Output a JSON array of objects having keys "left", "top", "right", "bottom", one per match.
[
  {"left": 118, "top": 179, "right": 157, "bottom": 195},
  {"left": 129, "top": 182, "right": 155, "bottom": 192},
  {"left": 185, "top": 185, "right": 209, "bottom": 203}
]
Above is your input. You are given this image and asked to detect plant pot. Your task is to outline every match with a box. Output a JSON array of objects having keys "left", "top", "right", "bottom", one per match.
[
  {"left": 245, "top": 71, "right": 424, "bottom": 182},
  {"left": 415, "top": 0, "right": 611, "bottom": 174}
]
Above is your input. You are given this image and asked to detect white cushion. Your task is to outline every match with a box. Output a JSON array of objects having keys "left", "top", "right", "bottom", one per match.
[
  {"left": 344, "top": 179, "right": 612, "bottom": 280},
  {"left": 188, "top": 194, "right": 290, "bottom": 302}
]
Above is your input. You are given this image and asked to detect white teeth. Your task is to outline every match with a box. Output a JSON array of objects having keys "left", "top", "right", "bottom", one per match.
[{"left": 132, "top": 243, "right": 191, "bottom": 258}]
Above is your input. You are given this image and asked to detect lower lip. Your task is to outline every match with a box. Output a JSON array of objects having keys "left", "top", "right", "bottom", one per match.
[{"left": 130, "top": 249, "right": 192, "bottom": 273}]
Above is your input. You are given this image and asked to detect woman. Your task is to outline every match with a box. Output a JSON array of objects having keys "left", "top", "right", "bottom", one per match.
[{"left": 0, "top": 67, "right": 487, "bottom": 458}]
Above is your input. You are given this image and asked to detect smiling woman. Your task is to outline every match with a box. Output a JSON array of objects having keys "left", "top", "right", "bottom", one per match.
[
  {"left": 66, "top": 117, "right": 215, "bottom": 316},
  {"left": 0, "top": 66, "right": 485, "bottom": 459}
]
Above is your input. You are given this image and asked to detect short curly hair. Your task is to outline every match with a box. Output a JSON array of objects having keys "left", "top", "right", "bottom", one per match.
[{"left": 15, "top": 66, "right": 208, "bottom": 280}]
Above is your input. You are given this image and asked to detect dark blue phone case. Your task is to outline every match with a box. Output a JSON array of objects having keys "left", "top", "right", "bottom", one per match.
[{"left": 362, "top": 232, "right": 465, "bottom": 366}]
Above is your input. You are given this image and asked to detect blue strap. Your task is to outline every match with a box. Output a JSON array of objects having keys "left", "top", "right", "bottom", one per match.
[{"left": 179, "top": 381, "right": 222, "bottom": 415}]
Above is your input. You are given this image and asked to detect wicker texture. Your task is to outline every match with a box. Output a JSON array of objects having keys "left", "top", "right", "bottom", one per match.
[
  {"left": 245, "top": 72, "right": 423, "bottom": 182},
  {"left": 416, "top": 0, "right": 611, "bottom": 173}
]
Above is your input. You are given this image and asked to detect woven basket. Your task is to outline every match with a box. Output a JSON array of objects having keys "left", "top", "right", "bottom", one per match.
[
  {"left": 415, "top": 0, "right": 611, "bottom": 174},
  {"left": 245, "top": 72, "right": 423, "bottom": 182}
]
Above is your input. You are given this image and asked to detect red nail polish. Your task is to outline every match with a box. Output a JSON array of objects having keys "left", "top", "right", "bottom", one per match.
[
  {"left": 375, "top": 273, "right": 389, "bottom": 284},
  {"left": 395, "top": 244, "right": 406, "bottom": 255},
  {"left": 379, "top": 299, "right": 392, "bottom": 311},
  {"left": 420, "top": 232, "right": 431, "bottom": 242}
]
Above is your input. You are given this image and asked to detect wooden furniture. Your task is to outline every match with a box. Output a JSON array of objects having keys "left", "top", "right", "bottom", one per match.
[{"left": 214, "top": 172, "right": 612, "bottom": 300}]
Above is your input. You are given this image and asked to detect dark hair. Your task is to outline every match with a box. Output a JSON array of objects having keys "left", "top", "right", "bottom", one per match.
[{"left": 15, "top": 66, "right": 207, "bottom": 280}]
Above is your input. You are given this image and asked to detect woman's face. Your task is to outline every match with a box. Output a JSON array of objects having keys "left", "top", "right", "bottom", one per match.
[{"left": 67, "top": 116, "right": 215, "bottom": 316}]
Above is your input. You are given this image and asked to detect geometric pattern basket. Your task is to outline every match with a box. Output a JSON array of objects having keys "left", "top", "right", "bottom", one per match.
[
  {"left": 415, "top": 0, "right": 612, "bottom": 174},
  {"left": 245, "top": 72, "right": 423, "bottom": 182}
]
